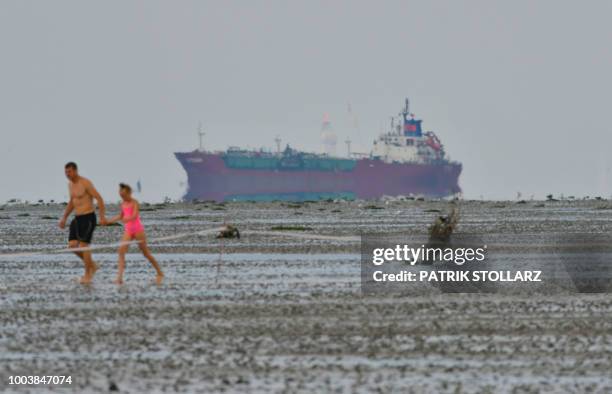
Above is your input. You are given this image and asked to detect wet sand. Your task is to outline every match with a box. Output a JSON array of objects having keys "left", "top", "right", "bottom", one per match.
[{"left": 1, "top": 200, "right": 612, "bottom": 393}]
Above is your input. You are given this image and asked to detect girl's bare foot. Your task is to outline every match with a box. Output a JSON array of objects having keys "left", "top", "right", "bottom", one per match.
[
  {"left": 155, "top": 274, "right": 164, "bottom": 285},
  {"left": 113, "top": 277, "right": 124, "bottom": 285}
]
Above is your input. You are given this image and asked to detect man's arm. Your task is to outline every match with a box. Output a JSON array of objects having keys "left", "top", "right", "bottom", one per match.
[
  {"left": 59, "top": 199, "right": 74, "bottom": 229},
  {"left": 59, "top": 199, "right": 74, "bottom": 230},
  {"left": 59, "top": 183, "right": 73, "bottom": 229},
  {"left": 86, "top": 180, "right": 106, "bottom": 224}
]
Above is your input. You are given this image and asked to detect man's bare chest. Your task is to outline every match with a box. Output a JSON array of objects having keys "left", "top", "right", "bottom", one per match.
[{"left": 70, "top": 183, "right": 88, "bottom": 200}]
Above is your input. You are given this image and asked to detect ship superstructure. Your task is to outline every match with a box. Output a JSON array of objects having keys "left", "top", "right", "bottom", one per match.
[{"left": 372, "top": 99, "right": 446, "bottom": 164}]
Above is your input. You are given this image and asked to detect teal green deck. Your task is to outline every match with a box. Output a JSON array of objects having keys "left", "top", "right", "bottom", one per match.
[{"left": 222, "top": 153, "right": 356, "bottom": 172}]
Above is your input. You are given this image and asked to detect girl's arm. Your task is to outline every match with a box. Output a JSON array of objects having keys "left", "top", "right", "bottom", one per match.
[
  {"left": 122, "top": 200, "right": 140, "bottom": 223},
  {"left": 105, "top": 213, "right": 123, "bottom": 225},
  {"left": 105, "top": 206, "right": 124, "bottom": 225}
]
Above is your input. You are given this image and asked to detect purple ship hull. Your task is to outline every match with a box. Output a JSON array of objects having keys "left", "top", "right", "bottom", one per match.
[{"left": 175, "top": 151, "right": 462, "bottom": 202}]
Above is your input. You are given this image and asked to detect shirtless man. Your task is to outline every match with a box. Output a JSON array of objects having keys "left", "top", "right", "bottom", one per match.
[{"left": 59, "top": 162, "right": 106, "bottom": 284}]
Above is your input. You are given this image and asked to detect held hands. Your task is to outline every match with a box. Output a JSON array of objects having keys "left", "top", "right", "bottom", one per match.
[
  {"left": 59, "top": 216, "right": 111, "bottom": 228},
  {"left": 100, "top": 215, "right": 121, "bottom": 226}
]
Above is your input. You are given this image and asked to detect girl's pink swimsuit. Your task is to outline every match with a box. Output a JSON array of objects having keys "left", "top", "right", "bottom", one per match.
[{"left": 122, "top": 202, "right": 144, "bottom": 236}]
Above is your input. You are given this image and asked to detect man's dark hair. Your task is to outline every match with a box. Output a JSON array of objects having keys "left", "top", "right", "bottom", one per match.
[
  {"left": 65, "top": 162, "right": 78, "bottom": 170},
  {"left": 119, "top": 183, "right": 132, "bottom": 193}
]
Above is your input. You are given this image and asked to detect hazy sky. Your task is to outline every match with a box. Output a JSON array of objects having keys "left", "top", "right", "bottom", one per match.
[{"left": 2, "top": 0, "right": 612, "bottom": 202}]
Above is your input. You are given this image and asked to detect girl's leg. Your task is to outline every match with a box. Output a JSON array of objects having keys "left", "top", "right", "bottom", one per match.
[
  {"left": 135, "top": 231, "right": 164, "bottom": 283},
  {"left": 115, "top": 233, "right": 132, "bottom": 284}
]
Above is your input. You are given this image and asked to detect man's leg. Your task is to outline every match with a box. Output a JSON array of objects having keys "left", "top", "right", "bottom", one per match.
[
  {"left": 69, "top": 240, "right": 88, "bottom": 282},
  {"left": 69, "top": 240, "right": 84, "bottom": 259},
  {"left": 79, "top": 242, "right": 98, "bottom": 284}
]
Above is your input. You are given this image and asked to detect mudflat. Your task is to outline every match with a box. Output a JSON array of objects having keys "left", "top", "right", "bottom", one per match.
[{"left": 1, "top": 199, "right": 611, "bottom": 392}]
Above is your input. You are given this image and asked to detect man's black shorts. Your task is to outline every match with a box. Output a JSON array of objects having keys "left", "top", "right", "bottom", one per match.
[{"left": 69, "top": 212, "right": 97, "bottom": 244}]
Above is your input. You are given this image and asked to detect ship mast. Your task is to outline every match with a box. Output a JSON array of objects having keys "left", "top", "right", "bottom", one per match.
[
  {"left": 399, "top": 98, "right": 410, "bottom": 135},
  {"left": 345, "top": 138, "right": 352, "bottom": 157},
  {"left": 197, "top": 121, "right": 205, "bottom": 151},
  {"left": 274, "top": 135, "right": 282, "bottom": 154}
]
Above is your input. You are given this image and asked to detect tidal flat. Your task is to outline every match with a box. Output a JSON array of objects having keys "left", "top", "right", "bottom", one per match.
[{"left": 1, "top": 199, "right": 612, "bottom": 393}]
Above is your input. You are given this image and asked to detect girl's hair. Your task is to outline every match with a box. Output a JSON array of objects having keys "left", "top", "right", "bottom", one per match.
[{"left": 119, "top": 183, "right": 132, "bottom": 193}]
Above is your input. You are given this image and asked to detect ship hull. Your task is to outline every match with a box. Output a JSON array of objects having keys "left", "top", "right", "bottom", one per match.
[{"left": 175, "top": 151, "right": 461, "bottom": 202}]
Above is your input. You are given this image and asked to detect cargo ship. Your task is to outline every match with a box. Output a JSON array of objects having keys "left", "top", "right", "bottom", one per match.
[{"left": 175, "top": 99, "right": 462, "bottom": 202}]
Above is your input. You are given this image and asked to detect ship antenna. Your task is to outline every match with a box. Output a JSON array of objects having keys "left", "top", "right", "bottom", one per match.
[
  {"left": 345, "top": 137, "right": 352, "bottom": 158},
  {"left": 197, "top": 121, "right": 205, "bottom": 151},
  {"left": 405, "top": 98, "right": 410, "bottom": 115},
  {"left": 274, "top": 135, "right": 282, "bottom": 154}
]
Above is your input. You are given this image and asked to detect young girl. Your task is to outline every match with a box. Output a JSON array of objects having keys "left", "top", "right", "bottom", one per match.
[{"left": 105, "top": 183, "right": 164, "bottom": 285}]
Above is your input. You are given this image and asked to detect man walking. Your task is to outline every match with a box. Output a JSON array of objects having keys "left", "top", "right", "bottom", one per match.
[{"left": 59, "top": 162, "right": 106, "bottom": 284}]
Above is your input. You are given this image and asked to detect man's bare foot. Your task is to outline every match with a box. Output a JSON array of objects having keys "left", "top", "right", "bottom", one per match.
[
  {"left": 155, "top": 273, "right": 164, "bottom": 285},
  {"left": 79, "top": 262, "right": 98, "bottom": 285},
  {"left": 90, "top": 262, "right": 99, "bottom": 279},
  {"left": 113, "top": 277, "right": 123, "bottom": 285}
]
